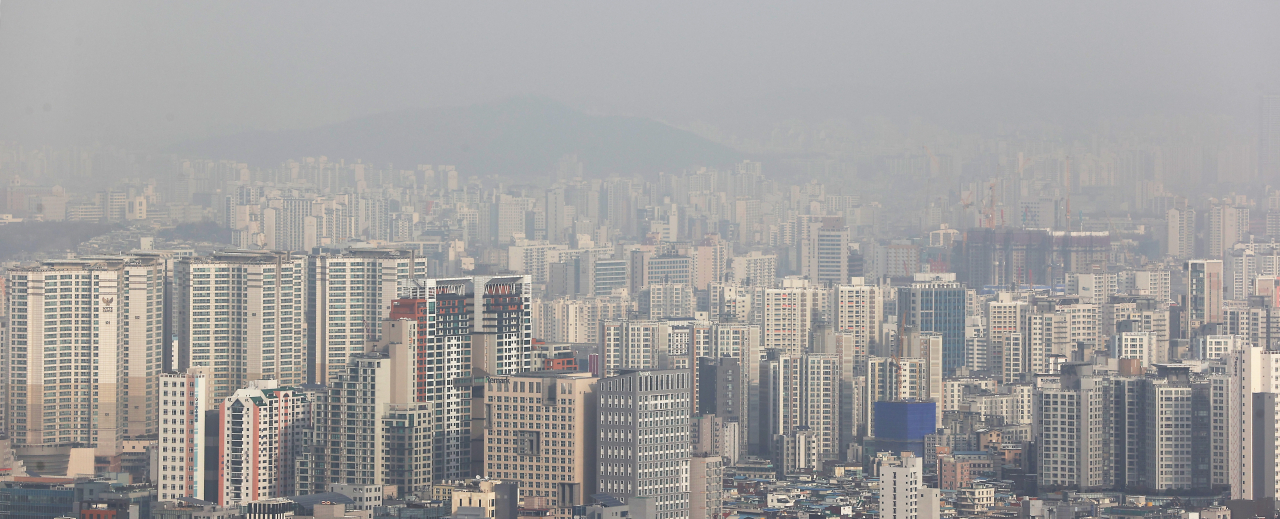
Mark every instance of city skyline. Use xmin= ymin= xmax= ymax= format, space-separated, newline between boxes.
xmin=2 ymin=3 xmax=1279 ymax=519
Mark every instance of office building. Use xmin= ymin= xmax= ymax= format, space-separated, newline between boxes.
xmin=482 ymin=372 xmax=598 ymax=507
xmin=898 ymin=274 xmax=967 ymax=372
xmin=799 ymin=217 xmax=849 ymax=286
xmin=4 ymin=255 xmax=165 ymax=454
xmin=872 ymin=402 xmax=936 ymax=459
xmin=593 ymin=258 xmax=629 ymax=296
xmin=177 ymin=251 xmax=308 ymax=398
xmin=157 ymin=372 xmax=208 ymax=502
xmin=597 ymin=369 xmax=692 ymax=519
xmin=631 ymin=251 xmax=693 ymax=289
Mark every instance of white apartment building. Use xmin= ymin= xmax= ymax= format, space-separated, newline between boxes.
xmin=177 ymin=251 xmax=308 ymax=398
xmin=309 ymin=340 xmax=434 ymax=498
xmin=1119 ymin=269 xmax=1172 ymax=303
xmin=876 ymin=454 xmax=931 ymax=519
xmin=1207 ymin=203 xmax=1248 ymax=259
xmin=1202 ymin=334 xmax=1248 ymax=360
xmin=157 ymin=372 xmax=208 ymax=502
xmin=1226 ymin=248 xmax=1258 ymax=301
xmin=531 ymin=295 xmax=630 ymax=345
xmin=392 ymin=275 xmax=533 ymax=481
xmin=832 ymin=278 xmax=881 ymax=357
xmin=1167 ymin=206 xmax=1196 ymax=260
xmin=1225 ymin=346 xmax=1280 ymax=504
xmin=987 ymin=296 xmax=1029 ymax=382
xmin=600 ymin=321 xmax=670 ymax=376
xmin=756 ymin=278 xmax=828 ymax=355
xmin=708 ymin=284 xmax=752 ymax=324
xmin=308 ymin=249 xmax=427 ymax=383
xmin=1034 ymin=364 xmax=1115 ymax=491
xmin=1065 ymin=272 xmax=1118 ymax=304
xmin=1103 ymin=298 xmax=1170 ymax=363
xmin=646 ymin=283 xmax=695 ymax=320
xmin=1116 ymin=331 xmax=1157 ymax=367
xmin=761 ymin=353 xmax=840 ymax=470
xmin=730 ymin=251 xmax=777 ymax=287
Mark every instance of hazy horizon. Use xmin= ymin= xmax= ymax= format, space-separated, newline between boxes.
xmin=2 ymin=1 xmax=1279 ymax=151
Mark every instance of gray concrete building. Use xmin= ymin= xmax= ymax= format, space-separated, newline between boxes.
xmin=597 ymin=369 xmax=692 ymax=519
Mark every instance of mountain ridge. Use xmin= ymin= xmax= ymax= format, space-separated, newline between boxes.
xmin=166 ymin=97 xmax=744 ymax=177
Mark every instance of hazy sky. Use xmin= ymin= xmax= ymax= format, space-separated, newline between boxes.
xmin=1 ymin=1 xmax=1278 ymax=147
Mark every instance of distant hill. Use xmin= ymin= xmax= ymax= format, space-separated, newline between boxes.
xmin=168 ymin=97 xmax=743 ymax=178
xmin=0 ymin=221 xmax=116 ymax=261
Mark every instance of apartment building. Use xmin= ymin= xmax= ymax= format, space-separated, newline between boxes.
xmin=157 ymin=372 xmax=208 ymax=502
xmin=4 ymin=255 xmax=165 ymax=454
xmin=177 ymin=251 xmax=308 ymax=398
xmin=218 ymin=380 xmax=310 ymax=505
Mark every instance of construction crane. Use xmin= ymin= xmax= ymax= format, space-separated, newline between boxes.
xmin=983 ymin=181 xmax=998 ymax=229
xmin=923 ymin=146 xmax=940 ymax=176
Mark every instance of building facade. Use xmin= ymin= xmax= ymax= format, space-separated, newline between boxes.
xmin=4 ymin=256 xmax=165 ymax=454
xmin=597 ymin=369 xmax=692 ymax=519
xmin=177 ymin=251 xmax=308 ymax=398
